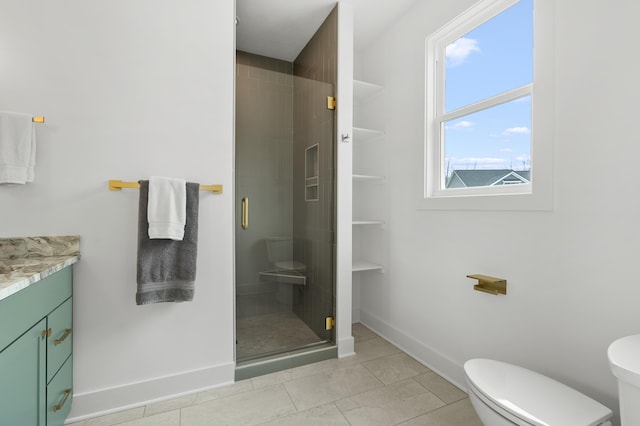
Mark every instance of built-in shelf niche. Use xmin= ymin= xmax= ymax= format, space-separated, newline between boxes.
xmin=353 ymin=126 xmax=384 ymax=142
xmin=305 ymin=144 xmax=319 ymax=201
xmin=353 ymin=174 xmax=385 ymax=182
xmin=352 ymin=259 xmax=384 ymax=272
xmin=352 ymin=79 xmax=386 ymax=274
xmin=353 ymin=220 xmax=385 ymax=226
xmin=354 ymin=79 xmax=384 ymax=103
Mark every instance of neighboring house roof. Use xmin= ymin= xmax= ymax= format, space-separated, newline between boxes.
xmin=446 ymin=169 xmax=530 ymax=188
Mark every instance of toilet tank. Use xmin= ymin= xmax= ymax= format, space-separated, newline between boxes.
xmin=608 ymin=334 xmax=640 ymax=425
xmin=265 ymin=237 xmax=293 ymax=264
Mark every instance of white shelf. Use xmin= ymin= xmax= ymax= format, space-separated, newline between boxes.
xmin=354 ymin=80 xmax=384 ymax=103
xmin=353 ymin=79 xmax=386 ymax=277
xmin=352 ymin=260 xmax=384 ymax=272
xmin=353 ymin=220 xmax=385 ymax=226
xmin=353 ymin=174 xmax=385 ymax=182
xmin=353 ymin=126 xmax=384 ymax=142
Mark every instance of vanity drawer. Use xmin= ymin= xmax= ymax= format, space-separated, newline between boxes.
xmin=47 ymin=356 xmax=72 ymax=426
xmin=47 ymin=297 xmax=72 ymax=383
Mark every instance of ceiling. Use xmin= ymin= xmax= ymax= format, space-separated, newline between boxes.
xmin=236 ymin=0 xmax=419 ymax=62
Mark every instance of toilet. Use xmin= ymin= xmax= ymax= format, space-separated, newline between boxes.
xmin=265 ymin=237 xmax=305 ymax=272
xmin=464 ymin=359 xmax=612 ymax=426
xmin=258 ymin=237 xmax=307 ymax=286
xmin=608 ymin=334 xmax=640 ymax=425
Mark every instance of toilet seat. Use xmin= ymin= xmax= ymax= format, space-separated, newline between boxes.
xmin=464 ymin=359 xmax=612 ymax=426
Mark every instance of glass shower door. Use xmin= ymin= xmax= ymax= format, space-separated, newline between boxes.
xmin=235 ymin=53 xmax=336 ymax=363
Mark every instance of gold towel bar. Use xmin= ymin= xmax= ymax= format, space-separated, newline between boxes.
xmin=32 ymin=116 xmax=45 ymax=123
xmin=109 ymin=180 xmax=222 ymax=194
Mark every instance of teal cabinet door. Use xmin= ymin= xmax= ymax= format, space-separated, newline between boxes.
xmin=0 ymin=318 xmax=47 ymax=426
xmin=47 ymin=357 xmax=73 ymax=426
xmin=47 ymin=298 xmax=73 ymax=383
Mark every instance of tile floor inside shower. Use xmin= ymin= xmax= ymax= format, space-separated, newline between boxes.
xmin=236 ymin=311 xmax=324 ymax=361
xmin=68 ymin=324 xmax=483 ymax=426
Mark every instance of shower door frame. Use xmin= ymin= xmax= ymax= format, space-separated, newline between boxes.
xmin=234 ymin=57 xmax=337 ymax=368
xmin=232 ymin=2 xmax=355 ymax=374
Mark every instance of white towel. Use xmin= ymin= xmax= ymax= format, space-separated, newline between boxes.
xmin=147 ymin=176 xmax=187 ymax=241
xmin=0 ymin=111 xmax=36 ymax=184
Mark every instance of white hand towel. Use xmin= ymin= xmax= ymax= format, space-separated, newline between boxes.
xmin=148 ymin=176 xmax=187 ymax=241
xmin=0 ymin=111 xmax=36 ymax=184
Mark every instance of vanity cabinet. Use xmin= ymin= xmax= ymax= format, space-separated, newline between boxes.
xmin=0 ymin=266 xmax=73 ymax=426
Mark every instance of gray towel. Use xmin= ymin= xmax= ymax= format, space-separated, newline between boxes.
xmin=136 ymin=180 xmax=199 ymax=305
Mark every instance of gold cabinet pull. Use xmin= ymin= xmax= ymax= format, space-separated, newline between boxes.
xmin=241 ymin=197 xmax=249 ymax=230
xmin=41 ymin=328 xmax=52 ymax=338
xmin=53 ymin=389 xmax=71 ymax=412
xmin=54 ymin=328 xmax=72 ymax=346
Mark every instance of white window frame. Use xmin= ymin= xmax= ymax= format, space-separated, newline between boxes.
xmin=421 ymin=0 xmax=553 ymax=211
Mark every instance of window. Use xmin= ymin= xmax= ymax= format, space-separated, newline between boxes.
xmin=423 ymin=0 xmax=553 ymax=210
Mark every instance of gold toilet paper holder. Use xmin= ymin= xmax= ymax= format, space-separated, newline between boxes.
xmin=467 ymin=274 xmax=507 ymax=295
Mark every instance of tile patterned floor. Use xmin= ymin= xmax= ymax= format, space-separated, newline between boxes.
xmin=69 ymin=324 xmax=483 ymax=426
xmin=236 ymin=312 xmax=323 ymax=360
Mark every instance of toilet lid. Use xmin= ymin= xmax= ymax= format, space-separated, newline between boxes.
xmin=464 ymin=359 xmax=612 ymax=426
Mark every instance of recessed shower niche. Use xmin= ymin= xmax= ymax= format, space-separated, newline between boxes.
xmin=305 ymin=144 xmax=319 ymax=201
xmin=235 ymin=4 xmax=338 ymax=379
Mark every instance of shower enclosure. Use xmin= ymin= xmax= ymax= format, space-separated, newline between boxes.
xmin=234 ymin=7 xmax=338 ymax=375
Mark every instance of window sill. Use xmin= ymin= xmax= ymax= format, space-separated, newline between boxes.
xmin=418 ymin=184 xmax=552 ymax=211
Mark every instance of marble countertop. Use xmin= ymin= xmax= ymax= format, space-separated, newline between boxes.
xmin=0 ymin=236 xmax=80 ymax=301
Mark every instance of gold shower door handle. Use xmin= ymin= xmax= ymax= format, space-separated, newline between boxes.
xmin=241 ymin=197 xmax=249 ymax=230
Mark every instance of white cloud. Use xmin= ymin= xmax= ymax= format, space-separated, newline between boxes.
xmin=461 ymin=157 xmax=505 ymax=165
xmin=447 ymin=120 xmax=474 ymax=129
xmin=446 ymin=38 xmax=480 ymax=67
xmin=447 ymin=157 xmax=507 ymax=169
xmin=502 ymin=126 xmax=530 ymax=135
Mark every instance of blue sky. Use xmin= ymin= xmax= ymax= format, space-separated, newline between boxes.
xmin=443 ymin=0 xmax=533 ymax=174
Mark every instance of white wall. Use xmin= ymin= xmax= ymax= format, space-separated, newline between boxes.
xmin=0 ymin=0 xmax=235 ymax=419
xmin=336 ymin=2 xmax=355 ymax=357
xmin=356 ymin=0 xmax=640 ymax=423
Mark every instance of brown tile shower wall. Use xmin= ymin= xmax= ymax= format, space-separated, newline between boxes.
xmin=235 ymin=51 xmax=295 ymax=318
xmin=292 ymin=6 xmax=338 ymax=342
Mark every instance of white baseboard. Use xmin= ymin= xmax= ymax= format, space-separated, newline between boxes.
xmin=358 ymin=308 xmax=467 ymax=391
xmin=338 ymin=335 xmax=355 ymax=358
xmin=68 ymin=314 xmax=465 ymax=422
xmin=67 ymin=361 xmax=235 ymax=423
